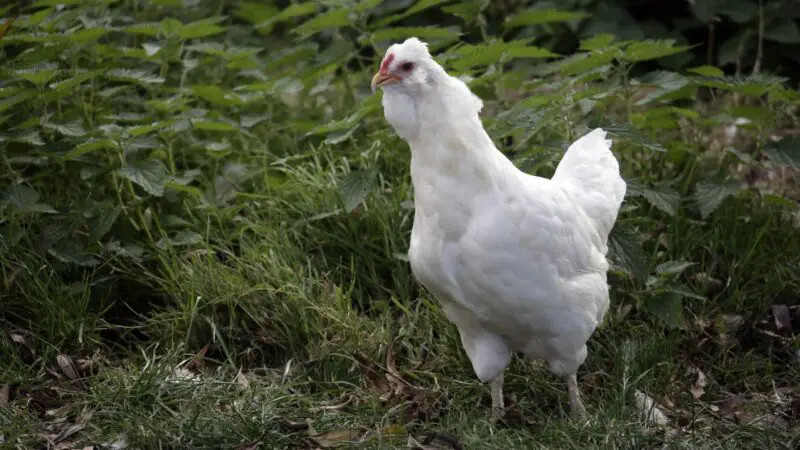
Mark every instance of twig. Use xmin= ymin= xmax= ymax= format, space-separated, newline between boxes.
xmin=752 ymin=0 xmax=764 ymax=76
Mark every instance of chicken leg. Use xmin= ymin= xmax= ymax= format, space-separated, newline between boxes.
xmin=490 ymin=372 xmax=505 ymax=422
xmin=567 ymin=373 xmax=587 ymax=420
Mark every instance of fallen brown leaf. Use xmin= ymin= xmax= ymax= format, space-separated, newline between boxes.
xmin=306 ymin=428 xmax=374 ymax=448
xmin=771 ymin=304 xmax=792 ymax=333
xmin=0 ymin=384 xmax=9 ymax=406
xmin=689 ymin=368 xmax=708 ymax=400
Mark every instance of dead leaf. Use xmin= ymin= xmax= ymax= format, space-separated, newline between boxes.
xmin=0 ymin=384 xmax=9 ymax=406
xmin=0 ymin=15 xmax=16 ymax=41
xmin=307 ymin=428 xmax=373 ymax=448
xmin=234 ymin=369 xmax=250 ymax=391
xmin=234 ymin=439 xmax=262 ymax=450
xmin=278 ymin=419 xmax=310 ymax=431
xmin=311 ymin=394 xmax=354 ymax=412
xmin=634 ymin=390 xmax=670 ymax=428
xmin=57 ymin=354 xmax=79 ymax=380
xmin=690 ymin=369 xmax=707 ymax=400
xmin=690 ymin=272 xmax=724 ymax=293
xmin=408 ymin=432 xmax=463 ymax=450
xmin=771 ymin=304 xmax=792 ymax=333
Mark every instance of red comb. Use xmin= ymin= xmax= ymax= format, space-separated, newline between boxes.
xmin=379 ymin=53 xmax=395 ymax=75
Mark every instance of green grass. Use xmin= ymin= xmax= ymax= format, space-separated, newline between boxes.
xmin=2 ymin=1 xmax=800 ymax=449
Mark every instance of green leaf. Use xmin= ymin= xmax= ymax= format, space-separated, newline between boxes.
xmin=443 ymin=39 xmax=557 ymax=69
xmin=579 ymin=34 xmax=616 ymax=51
xmin=257 ymin=2 xmax=318 ymax=31
xmin=373 ymin=0 xmax=456 ymax=27
xmin=2 ymin=184 xmax=57 ymax=214
xmin=65 ymin=138 xmax=116 ymax=160
xmin=693 ymin=179 xmax=740 ymax=219
xmin=369 ymin=27 xmax=461 ymax=43
xmin=15 ymin=63 xmax=59 ymax=87
xmin=119 ymin=159 xmax=169 ymax=197
xmin=90 ymin=206 xmax=121 ymax=242
xmin=764 ymin=137 xmax=800 ymax=170
xmin=608 ymin=224 xmax=649 ymax=281
xmin=339 ymin=169 xmax=377 ymax=212
xmin=644 ymin=291 xmax=684 ymax=328
xmin=505 ymin=9 xmax=588 ymax=28
xmin=49 ymin=70 xmax=101 ymax=93
xmin=157 ymin=230 xmax=203 ymax=249
xmin=42 ymin=120 xmax=87 ymax=137
xmin=656 ymin=260 xmax=695 ymax=276
xmin=600 ymin=123 xmax=666 ymax=152
xmin=666 ymin=283 xmax=706 ymax=301
xmin=764 ymin=19 xmax=800 ymax=44
xmin=192 ymin=84 xmax=245 ymax=106
xmin=686 ymin=65 xmax=724 ymax=77
xmin=234 ymin=2 xmax=279 ymax=26
xmin=623 ymin=39 xmax=693 ymax=62
xmin=191 ymin=119 xmax=239 ymax=131
xmin=294 ymin=9 xmax=351 ymax=37
xmin=179 ymin=18 xmax=226 ymax=40
xmin=106 ymin=69 xmax=164 ymax=85
xmin=643 ymin=182 xmax=680 ymax=216
xmin=48 ymin=241 xmax=99 ymax=267
xmin=692 ymin=74 xmax=788 ymax=96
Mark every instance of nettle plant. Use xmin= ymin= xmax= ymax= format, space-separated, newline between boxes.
xmin=1 ymin=1 xmax=798 ymax=328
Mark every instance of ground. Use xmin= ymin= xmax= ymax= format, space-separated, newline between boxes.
xmin=1 ymin=2 xmax=800 ymax=449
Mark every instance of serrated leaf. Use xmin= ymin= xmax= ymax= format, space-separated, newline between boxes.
xmin=693 ymin=179 xmax=740 ymax=219
xmin=234 ymin=2 xmax=279 ymax=26
xmin=15 ymin=63 xmax=59 ymax=86
xmin=66 ymin=138 xmax=116 ymax=159
xmin=294 ymin=8 xmax=351 ymax=37
xmin=667 ymin=283 xmax=706 ymax=301
xmin=692 ymin=74 xmax=787 ymax=96
xmin=119 ymin=159 xmax=169 ymax=197
xmin=2 ymin=184 xmax=57 ymax=214
xmin=608 ymin=224 xmax=649 ymax=281
xmin=764 ymin=137 xmax=800 ymax=170
xmin=257 ymin=3 xmax=318 ymax=31
xmin=157 ymin=230 xmax=203 ymax=249
xmin=179 ymin=18 xmax=226 ymax=40
xmin=90 ymin=206 xmax=121 ymax=242
xmin=42 ymin=120 xmax=87 ymax=137
xmin=49 ymin=70 xmax=100 ymax=93
xmin=444 ymin=39 xmax=556 ymax=69
xmin=339 ymin=169 xmax=376 ymax=212
xmin=192 ymin=85 xmax=245 ymax=106
xmin=623 ymin=39 xmax=693 ymax=62
xmin=656 ymin=260 xmax=695 ymax=276
xmin=686 ymin=65 xmax=724 ymax=77
xmin=505 ymin=9 xmax=588 ymax=28
xmin=599 ymin=123 xmax=667 ymax=152
xmin=107 ymin=69 xmax=164 ymax=85
xmin=191 ymin=119 xmax=239 ymax=131
xmin=48 ymin=241 xmax=99 ymax=267
xmin=644 ymin=291 xmax=684 ymax=328
xmin=579 ymin=34 xmax=616 ymax=51
xmin=369 ymin=26 xmax=461 ymax=43
xmin=373 ymin=0 xmax=456 ymax=27
xmin=643 ymin=183 xmax=680 ymax=216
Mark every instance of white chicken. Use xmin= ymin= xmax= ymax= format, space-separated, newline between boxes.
xmin=370 ymin=38 xmax=626 ymax=420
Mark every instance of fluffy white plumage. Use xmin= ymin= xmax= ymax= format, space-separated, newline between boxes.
xmin=371 ymin=38 xmax=627 ymax=420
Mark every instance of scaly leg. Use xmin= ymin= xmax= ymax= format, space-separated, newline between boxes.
xmin=567 ymin=373 xmax=587 ymax=420
xmin=490 ymin=372 xmax=505 ymax=423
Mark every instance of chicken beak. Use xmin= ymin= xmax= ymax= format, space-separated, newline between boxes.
xmin=371 ymin=72 xmax=400 ymax=91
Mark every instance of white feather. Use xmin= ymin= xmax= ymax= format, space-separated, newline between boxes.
xmin=377 ymin=38 xmax=626 ymax=403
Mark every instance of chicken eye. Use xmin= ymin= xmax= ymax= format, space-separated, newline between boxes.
xmin=400 ymin=62 xmax=414 ymax=71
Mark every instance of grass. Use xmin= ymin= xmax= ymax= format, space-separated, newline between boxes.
xmin=2 ymin=1 xmax=800 ymax=449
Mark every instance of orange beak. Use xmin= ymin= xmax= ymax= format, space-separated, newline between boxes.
xmin=371 ymin=72 xmax=400 ymax=91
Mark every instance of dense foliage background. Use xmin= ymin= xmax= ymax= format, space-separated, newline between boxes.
xmin=1 ymin=0 xmax=799 ymax=448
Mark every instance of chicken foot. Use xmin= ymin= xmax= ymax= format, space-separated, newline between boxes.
xmin=567 ymin=373 xmax=587 ymax=420
xmin=490 ymin=372 xmax=505 ymax=422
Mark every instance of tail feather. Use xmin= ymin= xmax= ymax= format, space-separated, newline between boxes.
xmin=551 ymin=128 xmax=626 ymax=246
